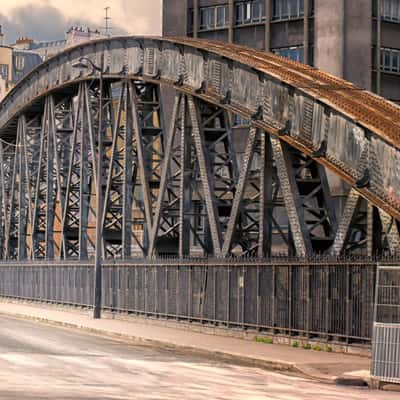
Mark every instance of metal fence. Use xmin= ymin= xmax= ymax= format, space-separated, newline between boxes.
xmin=371 ymin=265 xmax=400 ymax=382
xmin=0 ymin=258 xmax=382 ymax=344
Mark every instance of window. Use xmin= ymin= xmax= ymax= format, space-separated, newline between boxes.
xmin=0 ymin=64 xmax=8 ymax=80
xmin=272 ymin=0 xmax=304 ymax=20
xmin=381 ymin=47 xmax=400 ymax=74
xmin=199 ymin=5 xmax=228 ymax=30
xmin=273 ymin=46 xmax=305 ymax=63
xmin=14 ymin=56 xmax=25 ymax=72
xmin=252 ymin=1 xmax=260 ymax=22
xmin=381 ymin=0 xmax=400 ymax=22
xmin=208 ymin=7 xmax=216 ymax=27
xmin=200 ymin=8 xmax=208 ymax=30
xmin=235 ymin=1 xmax=266 ymax=25
xmin=188 ymin=9 xmax=194 ymax=32
xmin=216 ymin=6 xmax=227 ymax=27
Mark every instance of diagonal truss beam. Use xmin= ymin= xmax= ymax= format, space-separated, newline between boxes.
xmin=187 ymin=96 xmax=222 ymax=256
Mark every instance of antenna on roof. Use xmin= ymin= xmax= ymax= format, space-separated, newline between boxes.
xmin=104 ymin=7 xmax=112 ymax=37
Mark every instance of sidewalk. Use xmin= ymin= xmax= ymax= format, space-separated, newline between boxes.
xmin=0 ymin=299 xmax=371 ymax=386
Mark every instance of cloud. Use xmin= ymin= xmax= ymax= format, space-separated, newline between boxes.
xmin=119 ymin=0 xmax=162 ymax=35
xmin=0 ymin=2 xmax=129 ymax=45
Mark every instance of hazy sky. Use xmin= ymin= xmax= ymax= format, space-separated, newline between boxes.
xmin=0 ymin=0 xmax=162 ymax=44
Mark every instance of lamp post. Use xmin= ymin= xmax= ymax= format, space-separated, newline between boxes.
xmin=72 ymin=54 xmax=105 ymax=319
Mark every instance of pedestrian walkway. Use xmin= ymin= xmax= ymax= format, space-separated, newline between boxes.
xmin=0 ymin=299 xmax=371 ymax=386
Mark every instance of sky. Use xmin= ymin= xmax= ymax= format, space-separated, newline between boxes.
xmin=0 ymin=0 xmax=162 ymax=44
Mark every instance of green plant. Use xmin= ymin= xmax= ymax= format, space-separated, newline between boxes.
xmin=291 ymin=341 xmax=298 ymax=348
xmin=312 ymin=345 xmax=322 ymax=351
xmin=302 ymin=343 xmax=311 ymax=350
xmin=255 ymin=336 xmax=273 ymax=344
xmin=325 ymin=345 xmax=332 ymax=352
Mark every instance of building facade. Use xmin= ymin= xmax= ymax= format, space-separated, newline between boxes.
xmin=0 ymin=45 xmax=42 ymax=101
xmin=0 ymin=26 xmax=105 ymax=101
xmin=11 ymin=27 xmax=104 ymax=61
xmin=163 ymin=0 xmax=400 ymax=103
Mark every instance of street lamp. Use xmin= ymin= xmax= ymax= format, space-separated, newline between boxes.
xmin=72 ymin=55 xmax=105 ymax=319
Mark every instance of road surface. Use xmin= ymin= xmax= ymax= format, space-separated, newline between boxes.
xmin=0 ymin=316 xmax=396 ymax=400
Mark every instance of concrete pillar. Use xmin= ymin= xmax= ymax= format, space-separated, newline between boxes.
xmin=162 ymin=0 xmax=188 ymax=36
xmin=376 ymin=0 xmax=382 ymax=94
xmin=228 ymin=0 xmax=234 ymax=43
xmin=314 ymin=0 xmax=345 ymax=78
xmin=193 ymin=0 xmax=199 ymax=38
xmin=304 ymin=0 xmax=310 ymax=65
xmin=314 ymin=0 xmax=346 ymax=214
xmin=343 ymin=0 xmax=372 ymax=90
xmin=264 ymin=0 xmax=271 ymax=51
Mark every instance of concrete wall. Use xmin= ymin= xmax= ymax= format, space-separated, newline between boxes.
xmin=199 ymin=30 xmax=229 ymax=42
xmin=0 ymin=46 xmax=13 ymax=102
xmin=315 ymin=0 xmax=371 ymax=90
xmin=314 ymin=0 xmax=345 ymax=78
xmin=234 ymin=25 xmax=265 ymax=49
xmin=163 ymin=0 xmax=188 ymax=36
xmin=0 ymin=46 xmax=12 ymax=81
xmin=343 ymin=0 xmax=372 ymax=90
xmin=270 ymin=20 xmax=304 ymax=48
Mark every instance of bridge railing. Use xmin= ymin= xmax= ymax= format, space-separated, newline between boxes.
xmin=0 ymin=257 xmax=391 ymax=344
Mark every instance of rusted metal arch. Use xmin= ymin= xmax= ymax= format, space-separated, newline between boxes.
xmin=0 ymin=36 xmax=399 ymax=259
xmin=1 ymin=36 xmax=400 ymax=220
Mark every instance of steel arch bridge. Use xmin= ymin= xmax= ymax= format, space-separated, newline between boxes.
xmin=0 ymin=36 xmax=400 ymax=261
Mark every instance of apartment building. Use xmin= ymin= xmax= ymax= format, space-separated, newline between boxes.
xmin=163 ymin=0 xmax=400 ymax=103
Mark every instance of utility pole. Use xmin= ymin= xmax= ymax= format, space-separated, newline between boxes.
xmin=104 ymin=7 xmax=112 ymax=37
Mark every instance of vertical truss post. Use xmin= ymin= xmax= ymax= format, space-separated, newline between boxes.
xmin=5 ymin=117 xmax=30 ymax=260
xmin=31 ymin=96 xmax=58 ymax=259
xmin=1 ymin=141 xmax=15 ymax=259
xmin=270 ymin=136 xmax=312 ymax=257
xmin=0 ymin=142 xmax=4 ymax=257
xmin=179 ymin=95 xmax=193 ymax=257
xmin=379 ymin=209 xmax=400 ymax=254
xmin=148 ymin=93 xmax=182 ymax=256
xmin=121 ymin=82 xmax=134 ymax=258
xmin=188 ymin=96 xmax=222 ymax=256
xmin=129 ymin=82 xmax=154 ymax=252
xmin=259 ymin=132 xmax=274 ymax=257
xmin=329 ymin=189 xmax=370 ymax=256
xmin=222 ymin=126 xmax=258 ymax=256
xmin=51 ymin=96 xmax=74 ymax=259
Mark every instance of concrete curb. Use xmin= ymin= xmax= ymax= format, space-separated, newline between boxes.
xmin=0 ymin=309 xmax=369 ymax=387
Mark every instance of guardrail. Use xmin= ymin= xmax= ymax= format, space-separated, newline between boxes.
xmin=371 ymin=264 xmax=400 ymax=383
xmin=0 ymin=257 xmax=384 ymax=344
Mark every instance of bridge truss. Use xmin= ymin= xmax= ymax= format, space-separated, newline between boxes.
xmin=0 ymin=36 xmax=400 ymax=260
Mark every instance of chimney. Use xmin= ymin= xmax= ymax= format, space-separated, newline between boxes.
xmin=0 ymin=25 xmax=4 ymax=46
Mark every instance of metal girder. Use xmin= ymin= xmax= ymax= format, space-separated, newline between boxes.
xmin=4 ymin=117 xmax=30 ymax=260
xmin=329 ymin=188 xmax=376 ymax=256
xmin=221 ymin=126 xmax=258 ymax=256
xmin=1 ymin=37 xmax=400 ymax=231
xmin=0 ymin=77 xmax=399 ymax=259
xmin=270 ymin=136 xmax=312 ymax=257
xmin=148 ymin=93 xmax=182 ymax=256
xmin=31 ymin=97 xmax=56 ymax=259
xmin=187 ymin=96 xmax=223 ymax=256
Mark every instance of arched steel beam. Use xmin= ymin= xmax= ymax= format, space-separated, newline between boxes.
xmin=0 ymin=36 xmax=399 ymax=228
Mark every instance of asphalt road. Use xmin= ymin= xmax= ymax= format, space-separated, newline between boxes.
xmin=0 ymin=316 xmax=397 ymax=400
